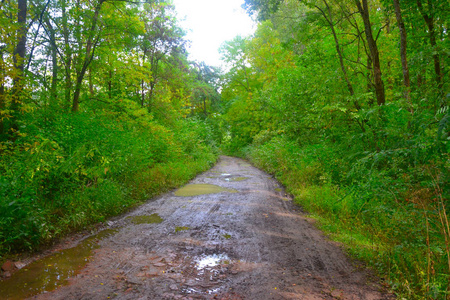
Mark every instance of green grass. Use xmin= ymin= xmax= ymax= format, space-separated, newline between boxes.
xmin=242 ymin=136 xmax=450 ymax=299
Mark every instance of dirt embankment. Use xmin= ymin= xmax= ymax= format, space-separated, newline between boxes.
xmin=2 ymin=156 xmax=393 ymax=299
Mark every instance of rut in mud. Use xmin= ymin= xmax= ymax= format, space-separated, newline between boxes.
xmin=1 ymin=156 xmax=393 ymax=299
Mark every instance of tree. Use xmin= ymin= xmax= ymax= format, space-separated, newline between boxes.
xmin=242 ymin=0 xmax=283 ymax=21
xmin=71 ymin=0 xmax=105 ymax=112
xmin=0 ymin=0 xmax=16 ymax=137
xmin=0 ymin=49 xmax=5 ymax=136
xmin=416 ymin=0 xmax=443 ymax=88
xmin=355 ymin=0 xmax=386 ymax=106
xmin=10 ymin=0 xmax=28 ymax=130
xmin=392 ymin=0 xmax=411 ymax=105
xmin=138 ymin=2 xmax=186 ymax=109
xmin=307 ymin=0 xmax=357 ymax=107
xmin=220 ymin=36 xmax=255 ymax=95
xmin=189 ymin=62 xmax=221 ymax=117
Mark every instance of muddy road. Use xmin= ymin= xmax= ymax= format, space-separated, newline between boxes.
xmin=2 ymin=156 xmax=392 ymax=299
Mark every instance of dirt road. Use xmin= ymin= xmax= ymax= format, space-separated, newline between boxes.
xmin=11 ymin=156 xmax=392 ymax=299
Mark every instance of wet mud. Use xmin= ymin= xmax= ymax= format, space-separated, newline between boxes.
xmin=0 ymin=229 xmax=117 ymax=300
xmin=127 ymin=214 xmax=164 ymax=225
xmin=174 ymin=184 xmax=237 ymax=197
xmin=0 ymin=156 xmax=393 ymax=299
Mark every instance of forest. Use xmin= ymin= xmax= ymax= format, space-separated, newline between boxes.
xmin=0 ymin=0 xmax=449 ymax=299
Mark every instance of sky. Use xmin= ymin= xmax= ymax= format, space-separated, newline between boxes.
xmin=172 ymin=0 xmax=256 ymax=68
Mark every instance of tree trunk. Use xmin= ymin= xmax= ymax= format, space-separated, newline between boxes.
xmin=316 ymin=1 xmax=359 ymax=110
xmin=108 ymin=69 xmax=112 ymax=99
xmin=62 ymin=0 xmax=72 ymax=105
xmin=89 ymin=67 xmax=94 ymax=96
xmin=203 ymin=97 xmax=207 ymax=117
xmin=148 ymin=51 xmax=160 ymax=109
xmin=355 ymin=0 xmax=386 ymax=106
xmin=0 ymin=50 xmax=4 ymax=136
xmin=72 ymin=73 xmax=84 ymax=112
xmin=65 ymin=67 xmax=72 ymax=104
xmin=366 ymin=55 xmax=374 ymax=106
xmin=50 ymin=42 xmax=58 ymax=101
xmin=393 ymin=0 xmax=411 ymax=105
xmin=141 ymin=79 xmax=145 ymax=107
xmin=417 ymin=0 xmax=443 ymax=88
xmin=45 ymin=19 xmax=58 ymax=102
xmin=148 ymin=81 xmax=155 ymax=109
xmin=11 ymin=0 xmax=27 ymax=126
xmin=71 ymin=0 xmax=104 ymax=112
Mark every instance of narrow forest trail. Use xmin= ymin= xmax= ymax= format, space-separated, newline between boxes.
xmin=4 ymin=156 xmax=393 ymax=299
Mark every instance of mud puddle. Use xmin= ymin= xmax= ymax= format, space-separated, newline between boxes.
xmin=195 ymin=253 xmax=230 ymax=269
xmin=126 ymin=213 xmax=163 ymax=224
xmin=174 ymin=183 xmax=237 ymax=197
xmin=0 ymin=229 xmax=117 ymax=300
xmin=178 ymin=251 xmax=236 ymax=297
xmin=205 ymin=173 xmax=250 ymax=182
xmin=224 ymin=176 xmax=248 ymax=182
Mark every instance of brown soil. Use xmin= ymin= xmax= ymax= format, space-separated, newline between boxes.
xmin=26 ymin=156 xmax=392 ymax=299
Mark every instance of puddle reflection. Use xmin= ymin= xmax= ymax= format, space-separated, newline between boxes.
xmin=195 ymin=253 xmax=230 ymax=270
xmin=175 ymin=184 xmax=237 ymax=197
xmin=0 ymin=229 xmax=117 ymax=300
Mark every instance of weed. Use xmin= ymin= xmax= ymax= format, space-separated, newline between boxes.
xmin=175 ymin=226 xmax=190 ymax=233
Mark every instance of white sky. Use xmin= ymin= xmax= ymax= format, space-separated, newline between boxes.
xmin=172 ymin=0 xmax=255 ymax=68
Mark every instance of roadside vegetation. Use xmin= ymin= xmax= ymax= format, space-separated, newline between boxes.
xmin=219 ymin=0 xmax=449 ymax=298
xmin=1 ymin=0 xmax=449 ymax=298
xmin=0 ymin=1 xmax=220 ymax=257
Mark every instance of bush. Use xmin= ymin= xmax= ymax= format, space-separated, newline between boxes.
xmin=0 ymin=110 xmax=218 ymax=258
xmin=244 ymin=133 xmax=449 ymax=299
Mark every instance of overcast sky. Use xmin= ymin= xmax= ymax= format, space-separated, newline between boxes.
xmin=172 ymin=0 xmax=255 ymax=67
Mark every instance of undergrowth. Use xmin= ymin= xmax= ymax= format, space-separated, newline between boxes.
xmin=236 ymin=135 xmax=449 ymax=299
xmin=0 ymin=110 xmax=218 ymax=259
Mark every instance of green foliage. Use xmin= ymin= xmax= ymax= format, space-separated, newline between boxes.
xmin=244 ymin=133 xmax=448 ymax=299
xmin=219 ymin=0 xmax=449 ymax=297
xmin=0 ymin=0 xmax=224 ymax=259
xmin=0 ymin=109 xmax=218 ymax=256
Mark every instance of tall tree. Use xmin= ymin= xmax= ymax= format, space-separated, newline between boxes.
xmin=61 ymin=0 xmax=73 ymax=105
xmin=0 ymin=0 xmax=15 ymax=137
xmin=11 ymin=0 xmax=28 ymax=129
xmin=43 ymin=16 xmax=59 ymax=102
xmin=0 ymin=49 xmax=5 ymax=136
xmin=139 ymin=2 xmax=185 ymax=108
xmin=310 ymin=0 xmax=358 ymax=108
xmin=220 ymin=36 xmax=254 ymax=94
xmin=416 ymin=0 xmax=443 ymax=88
xmin=72 ymin=0 xmax=105 ymax=112
xmin=355 ymin=0 xmax=386 ymax=106
xmin=392 ymin=0 xmax=411 ymax=104
xmin=189 ymin=62 xmax=221 ymax=117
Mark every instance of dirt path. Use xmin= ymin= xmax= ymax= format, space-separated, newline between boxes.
xmin=22 ymin=156 xmax=391 ymax=299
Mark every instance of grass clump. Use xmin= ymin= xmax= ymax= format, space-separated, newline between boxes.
xmin=175 ymin=226 xmax=190 ymax=233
